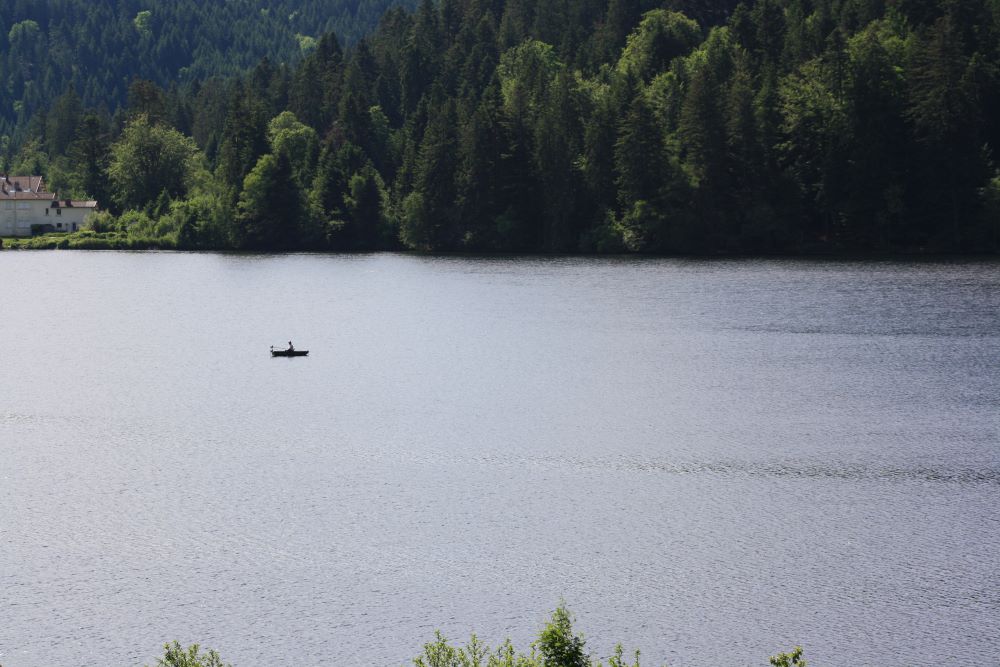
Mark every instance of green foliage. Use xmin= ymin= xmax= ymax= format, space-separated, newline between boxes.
xmin=413 ymin=605 xmax=641 ymax=667
xmin=298 ymin=34 xmax=319 ymax=54
xmin=267 ymin=111 xmax=319 ymax=189
xmin=769 ymin=646 xmax=807 ymax=667
xmin=402 ymin=96 xmax=460 ymax=249
xmin=536 ymin=605 xmax=588 ymax=667
xmin=148 ymin=642 xmax=230 ymax=667
xmin=617 ymin=11 xmax=702 ymax=81
xmin=497 ymin=41 xmax=563 ymax=114
xmin=606 ymin=645 xmax=640 ymax=667
xmin=406 ymin=605 xmax=814 ymax=667
xmin=400 ymin=190 xmax=430 ymax=249
xmin=45 ymin=90 xmax=83 ymax=157
xmin=5 ymin=0 xmax=1000 ymax=254
xmin=0 ymin=0 xmax=420 ymax=135
xmin=215 ymin=88 xmax=271 ymax=195
xmin=163 ymin=195 xmax=234 ymax=249
xmin=66 ymin=114 xmax=112 ymax=203
xmin=85 ymin=211 xmax=118 ymax=234
xmin=9 ymin=139 xmax=49 ymax=176
xmin=236 ymin=151 xmax=305 ymax=249
xmin=344 ymin=163 xmax=390 ymax=248
xmin=107 ymin=115 xmax=204 ymax=212
xmin=134 ymin=11 xmax=153 ymax=38
xmin=413 ymin=632 xmax=489 ymax=667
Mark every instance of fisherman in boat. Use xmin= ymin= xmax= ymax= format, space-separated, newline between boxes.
xmin=287 ymin=341 xmax=294 ymax=352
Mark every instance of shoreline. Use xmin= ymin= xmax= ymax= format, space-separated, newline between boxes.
xmin=3 ymin=233 xmax=999 ymax=259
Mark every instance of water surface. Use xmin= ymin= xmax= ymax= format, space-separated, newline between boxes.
xmin=1 ymin=253 xmax=998 ymax=666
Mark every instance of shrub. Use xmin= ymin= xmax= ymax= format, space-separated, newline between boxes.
xmin=415 ymin=605 xmax=807 ymax=667
xmin=87 ymin=210 xmax=118 ymax=233
xmin=148 ymin=642 xmax=230 ymax=667
xmin=414 ymin=604 xmax=639 ymax=667
xmin=769 ymin=646 xmax=807 ymax=667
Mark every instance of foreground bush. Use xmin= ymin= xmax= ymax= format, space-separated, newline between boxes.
xmin=147 ymin=642 xmax=230 ymax=667
xmin=147 ymin=605 xmax=806 ymax=666
xmin=413 ymin=604 xmax=807 ymax=667
xmin=413 ymin=604 xmax=625 ymax=667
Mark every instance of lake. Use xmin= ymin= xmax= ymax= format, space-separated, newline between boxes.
xmin=1 ymin=252 xmax=997 ymax=666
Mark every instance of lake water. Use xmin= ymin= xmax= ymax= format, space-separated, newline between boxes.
xmin=1 ymin=252 xmax=997 ymax=666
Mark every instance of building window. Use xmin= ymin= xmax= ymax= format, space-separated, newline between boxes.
xmin=57 ymin=223 xmax=63 ymax=229
xmin=56 ymin=208 xmax=61 ymax=215
xmin=45 ymin=208 xmax=49 ymax=215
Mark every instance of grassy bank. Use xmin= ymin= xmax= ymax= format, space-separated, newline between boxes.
xmin=1 ymin=230 xmax=176 ymax=250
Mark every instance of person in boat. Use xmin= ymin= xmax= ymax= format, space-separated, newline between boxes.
xmin=287 ymin=341 xmax=294 ymax=352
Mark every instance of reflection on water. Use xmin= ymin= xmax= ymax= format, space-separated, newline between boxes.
xmin=1 ymin=253 xmax=998 ymax=667
xmin=455 ymin=452 xmax=1000 ymax=484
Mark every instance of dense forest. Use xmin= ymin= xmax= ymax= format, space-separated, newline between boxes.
xmin=0 ymin=0 xmax=418 ymax=142
xmin=3 ymin=0 xmax=999 ymax=253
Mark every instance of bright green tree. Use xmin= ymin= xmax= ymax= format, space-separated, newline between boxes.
xmin=769 ymin=646 xmax=807 ymax=667
xmin=147 ymin=642 xmax=230 ymax=667
xmin=107 ymin=114 xmax=202 ymax=212
xmin=617 ymin=10 xmax=703 ymax=82
xmin=536 ymin=604 xmax=588 ymax=667
xmin=267 ymin=111 xmax=319 ymax=189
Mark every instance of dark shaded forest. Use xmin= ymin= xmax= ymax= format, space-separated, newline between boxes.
xmin=3 ymin=0 xmax=1000 ymax=253
xmin=0 ymin=0 xmax=418 ymax=142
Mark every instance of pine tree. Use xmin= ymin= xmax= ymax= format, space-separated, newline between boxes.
xmin=906 ymin=13 xmax=989 ymax=247
xmin=67 ymin=114 xmax=111 ymax=204
xmin=216 ymin=87 xmax=270 ymax=196
xmin=45 ymin=88 xmax=83 ymax=157
xmin=236 ymin=151 xmax=304 ymax=249
xmin=401 ymin=95 xmax=459 ymax=249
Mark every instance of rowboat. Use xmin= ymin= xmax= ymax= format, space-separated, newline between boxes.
xmin=271 ymin=347 xmax=309 ymax=357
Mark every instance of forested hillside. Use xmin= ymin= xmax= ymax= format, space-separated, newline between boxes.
xmin=0 ymin=0 xmax=417 ymax=141
xmin=4 ymin=0 xmax=999 ymax=253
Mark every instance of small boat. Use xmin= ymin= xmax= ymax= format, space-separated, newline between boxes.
xmin=271 ymin=346 xmax=309 ymax=357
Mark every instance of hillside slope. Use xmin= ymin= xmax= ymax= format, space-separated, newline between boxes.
xmin=4 ymin=0 xmax=999 ymax=255
xmin=0 ymin=0 xmax=417 ymax=138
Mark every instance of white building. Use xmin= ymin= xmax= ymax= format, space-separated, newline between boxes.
xmin=0 ymin=175 xmax=98 ymax=237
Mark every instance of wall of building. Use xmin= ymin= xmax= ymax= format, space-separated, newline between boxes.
xmin=52 ymin=206 xmax=93 ymax=232
xmin=0 ymin=200 xmax=48 ymax=236
xmin=0 ymin=201 xmax=94 ymax=236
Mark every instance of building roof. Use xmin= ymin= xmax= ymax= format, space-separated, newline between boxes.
xmin=0 ymin=174 xmax=56 ymax=200
xmin=1 ymin=176 xmax=99 ymax=209
xmin=1 ymin=175 xmax=46 ymax=192
xmin=54 ymin=200 xmax=99 ymax=208
xmin=0 ymin=191 xmax=56 ymax=200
